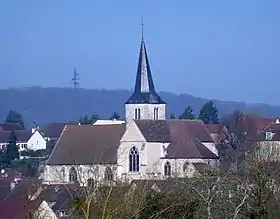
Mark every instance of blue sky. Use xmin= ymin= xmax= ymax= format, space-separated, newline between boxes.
xmin=0 ymin=0 xmax=280 ymax=104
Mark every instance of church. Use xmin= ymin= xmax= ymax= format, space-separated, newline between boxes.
xmin=42 ymin=35 xmax=219 ymax=185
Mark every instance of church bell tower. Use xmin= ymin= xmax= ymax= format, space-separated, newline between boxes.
xmin=125 ymin=19 xmax=166 ymax=125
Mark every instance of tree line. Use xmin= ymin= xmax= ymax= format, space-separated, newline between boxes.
xmin=170 ymin=100 xmax=219 ymax=124
xmin=79 ymin=100 xmax=220 ymax=125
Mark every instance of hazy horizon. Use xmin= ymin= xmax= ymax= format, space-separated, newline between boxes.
xmin=1 ymin=0 xmax=279 ymax=105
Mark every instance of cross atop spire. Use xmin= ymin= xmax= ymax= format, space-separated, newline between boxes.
xmin=141 ymin=16 xmax=144 ymax=40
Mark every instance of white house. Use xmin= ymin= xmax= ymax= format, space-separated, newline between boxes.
xmin=43 ymin=35 xmax=218 ymax=185
xmin=0 ymin=129 xmax=46 ymax=152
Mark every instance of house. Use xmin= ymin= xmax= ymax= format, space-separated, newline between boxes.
xmin=255 ymin=123 xmax=280 ymax=159
xmin=0 ymin=129 xmax=46 ymax=151
xmin=43 ymin=34 xmax=218 ymax=185
xmin=239 ymin=116 xmax=278 ymax=137
xmin=38 ymin=185 xmax=86 ymax=218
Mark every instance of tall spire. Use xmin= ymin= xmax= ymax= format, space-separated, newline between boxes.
xmin=125 ymin=19 xmax=165 ymax=104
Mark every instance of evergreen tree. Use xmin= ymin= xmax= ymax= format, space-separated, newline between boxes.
xmin=5 ymin=110 xmax=25 ymax=128
xmin=178 ymin=106 xmax=196 ymax=120
xmin=90 ymin=114 xmax=99 ymax=123
xmin=169 ymin=113 xmax=176 ymax=119
xmin=5 ymin=131 xmax=19 ymax=166
xmin=198 ymin=100 xmax=219 ymax=124
xmin=109 ymin=112 xmax=120 ymax=120
xmin=79 ymin=114 xmax=99 ymax=125
xmin=79 ymin=114 xmax=89 ymax=125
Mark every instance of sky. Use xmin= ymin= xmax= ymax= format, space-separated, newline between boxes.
xmin=0 ymin=0 xmax=280 ymax=105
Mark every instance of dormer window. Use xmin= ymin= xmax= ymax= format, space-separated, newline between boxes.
xmin=265 ymin=132 xmax=273 ymax=141
xmin=134 ymin=108 xmax=141 ymax=119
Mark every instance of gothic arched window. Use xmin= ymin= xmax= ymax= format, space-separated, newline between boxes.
xmin=164 ymin=161 xmax=171 ymax=176
xmin=60 ymin=167 xmax=65 ymax=182
xmin=104 ymin=166 xmax=113 ymax=181
xmin=129 ymin=146 xmax=139 ymax=172
xmin=69 ymin=167 xmax=77 ymax=182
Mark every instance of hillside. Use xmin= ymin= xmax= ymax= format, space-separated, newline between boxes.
xmin=0 ymin=87 xmax=279 ymax=126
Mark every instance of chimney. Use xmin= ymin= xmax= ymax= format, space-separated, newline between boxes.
xmin=32 ymin=128 xmax=36 ymax=134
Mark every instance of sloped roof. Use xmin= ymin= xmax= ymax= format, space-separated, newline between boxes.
xmin=0 ymin=130 xmax=33 ymax=143
xmin=256 ymin=123 xmax=280 ymax=141
xmin=134 ymin=120 xmax=217 ymax=159
xmin=241 ymin=116 xmax=276 ymax=133
xmin=205 ymin=124 xmax=225 ymax=134
xmin=0 ymin=123 xmax=24 ymax=131
xmin=46 ymin=124 xmax=126 ymax=165
xmin=125 ymin=39 xmax=165 ymax=104
xmin=6 ymin=179 xmax=42 ymax=200
xmin=40 ymin=122 xmax=76 ymax=139
xmin=39 ymin=187 xmax=86 ymax=213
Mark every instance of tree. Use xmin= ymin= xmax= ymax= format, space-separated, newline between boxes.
xmin=5 ymin=131 xmax=19 ymax=166
xmin=110 ymin=112 xmax=120 ymax=120
xmin=79 ymin=114 xmax=99 ymax=125
xmin=5 ymin=110 xmax=25 ymax=128
xmin=90 ymin=114 xmax=99 ymax=122
xmin=179 ymin=106 xmax=196 ymax=120
xmin=198 ymin=101 xmax=219 ymax=124
xmin=169 ymin=113 xmax=176 ymax=119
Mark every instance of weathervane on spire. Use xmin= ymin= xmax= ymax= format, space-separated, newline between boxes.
xmin=141 ymin=16 xmax=144 ymax=40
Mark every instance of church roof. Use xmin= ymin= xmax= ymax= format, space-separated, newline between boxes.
xmin=46 ymin=124 xmax=126 ymax=165
xmin=125 ymin=40 xmax=165 ymax=104
xmin=134 ymin=120 xmax=217 ymax=159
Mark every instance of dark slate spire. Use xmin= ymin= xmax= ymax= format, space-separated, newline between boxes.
xmin=125 ymin=38 xmax=165 ymax=104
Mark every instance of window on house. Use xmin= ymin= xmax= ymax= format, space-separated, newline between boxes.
xmin=129 ymin=146 xmax=139 ymax=172
xmin=60 ymin=167 xmax=65 ymax=182
xmin=164 ymin=161 xmax=171 ymax=176
xmin=265 ymin=132 xmax=273 ymax=140
xmin=104 ymin=166 xmax=113 ymax=181
xmin=69 ymin=167 xmax=78 ymax=182
xmin=154 ymin=108 xmax=159 ymax=120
